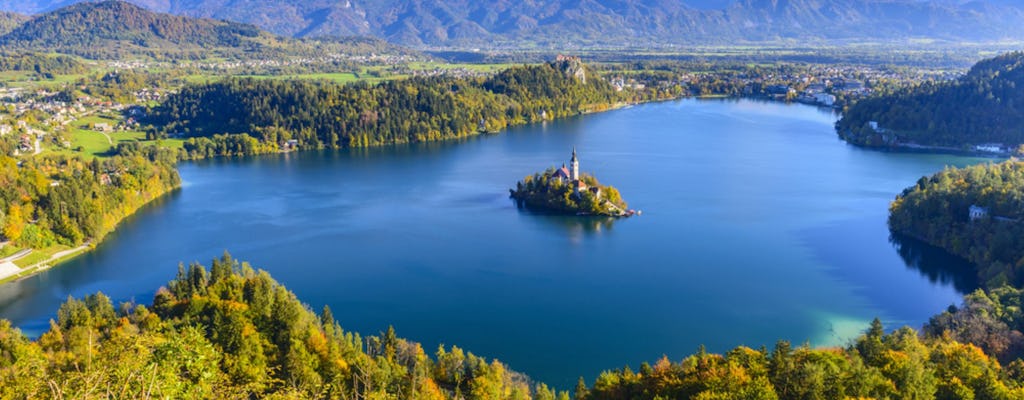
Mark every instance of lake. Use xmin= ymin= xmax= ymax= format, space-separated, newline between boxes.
xmin=0 ymin=98 xmax=989 ymax=388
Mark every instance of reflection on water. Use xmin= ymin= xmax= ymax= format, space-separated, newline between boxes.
xmin=890 ymin=232 xmax=979 ymax=294
xmin=513 ymin=200 xmax=618 ymax=237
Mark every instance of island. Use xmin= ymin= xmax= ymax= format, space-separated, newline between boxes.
xmin=510 ymin=148 xmax=634 ymax=217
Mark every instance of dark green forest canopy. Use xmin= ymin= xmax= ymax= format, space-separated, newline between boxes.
xmin=837 ymin=52 xmax=1024 ymax=149
xmin=147 ymin=60 xmax=631 ymax=152
xmin=0 ymin=52 xmax=89 ymax=74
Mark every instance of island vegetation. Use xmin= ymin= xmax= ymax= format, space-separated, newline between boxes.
xmin=837 ymin=52 xmax=1024 ymax=152
xmin=3 ymin=253 xmax=1024 ymax=400
xmin=509 ymin=151 xmax=630 ymax=218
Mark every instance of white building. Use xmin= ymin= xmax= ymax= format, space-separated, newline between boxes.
xmin=814 ymin=93 xmax=836 ymax=106
xmin=970 ymin=205 xmax=989 ymax=221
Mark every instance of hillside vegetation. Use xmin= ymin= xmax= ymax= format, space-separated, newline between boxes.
xmin=0 ymin=153 xmax=179 ymax=251
xmin=0 ymin=1 xmax=417 ymax=60
xmin=0 ymin=11 xmax=27 ymax=35
xmin=3 ymin=255 xmax=1024 ymax=399
xmin=838 ymin=52 xmax=1024 ymax=150
xmin=889 ymin=161 xmax=1024 ymax=288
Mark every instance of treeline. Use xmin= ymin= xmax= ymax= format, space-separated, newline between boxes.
xmin=583 ymin=320 xmax=1024 ymax=400
xmin=0 ymin=153 xmax=179 ymax=249
xmin=147 ymin=60 xmax=622 ymax=153
xmin=889 ymin=161 xmax=1024 ymax=288
xmin=926 ymin=286 xmax=1024 ymax=364
xmin=3 ymin=255 xmax=1024 ymax=399
xmin=0 ymin=52 xmax=88 ymax=75
xmin=0 ymin=254 xmax=566 ymax=399
xmin=838 ymin=52 xmax=1024 ymax=149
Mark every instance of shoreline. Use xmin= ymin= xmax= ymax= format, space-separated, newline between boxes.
xmin=0 ymin=244 xmax=91 ymax=284
xmin=2 ymin=96 xmax=967 ymax=285
xmin=0 ymin=98 xmax=655 ymax=286
xmin=0 ymin=183 xmax=180 ymax=286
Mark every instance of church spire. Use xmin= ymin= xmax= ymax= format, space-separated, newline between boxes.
xmin=570 ymin=147 xmax=579 ymax=182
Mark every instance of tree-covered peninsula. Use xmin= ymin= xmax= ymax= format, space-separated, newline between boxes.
xmin=2 ymin=254 xmax=1024 ymax=399
xmin=510 ymin=149 xmax=630 ymax=217
xmin=889 ymin=161 xmax=1024 ymax=288
xmin=145 ymin=57 xmax=626 ymax=156
xmin=837 ymin=52 xmax=1024 ymax=152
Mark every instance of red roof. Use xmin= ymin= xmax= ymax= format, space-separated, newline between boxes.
xmin=553 ymin=167 xmax=571 ymax=179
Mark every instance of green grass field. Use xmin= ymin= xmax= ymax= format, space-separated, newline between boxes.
xmin=13 ymin=245 xmax=71 ymax=268
xmin=44 ymin=115 xmax=157 ymax=159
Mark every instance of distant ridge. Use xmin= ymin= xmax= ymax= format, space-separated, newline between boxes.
xmin=0 ymin=11 xmax=27 ymax=36
xmin=0 ymin=1 xmax=279 ymax=59
xmin=2 ymin=0 xmax=1024 ymax=48
xmin=0 ymin=1 xmax=417 ymax=60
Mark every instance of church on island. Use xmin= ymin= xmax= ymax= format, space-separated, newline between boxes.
xmin=510 ymin=147 xmax=634 ymax=217
xmin=550 ymin=147 xmax=600 ymax=198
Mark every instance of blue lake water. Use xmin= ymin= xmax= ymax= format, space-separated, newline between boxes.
xmin=0 ymin=98 xmax=988 ymax=388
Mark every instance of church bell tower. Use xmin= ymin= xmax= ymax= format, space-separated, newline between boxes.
xmin=570 ymin=147 xmax=579 ymax=181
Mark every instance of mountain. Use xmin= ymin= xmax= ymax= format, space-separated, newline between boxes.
xmin=0 ymin=1 xmax=416 ymax=60
xmin=0 ymin=11 xmax=27 ymax=35
xmin=0 ymin=1 xmax=286 ymax=59
xmin=2 ymin=0 xmax=1024 ymax=47
xmin=837 ymin=51 xmax=1024 ymax=149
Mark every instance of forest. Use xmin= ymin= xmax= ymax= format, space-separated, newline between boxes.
xmin=4 ymin=254 xmax=1024 ymax=400
xmin=837 ymin=52 xmax=1024 ymax=150
xmin=889 ymin=161 xmax=1024 ymax=289
xmin=147 ymin=59 xmax=625 ymax=153
xmin=0 ymin=153 xmax=179 ymax=250
xmin=0 ymin=52 xmax=89 ymax=75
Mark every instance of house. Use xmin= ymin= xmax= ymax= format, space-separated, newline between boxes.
xmin=814 ymin=93 xmax=836 ymax=106
xmin=970 ymin=205 xmax=989 ymax=221
xmin=838 ymin=80 xmax=866 ymax=92
xmin=805 ymin=83 xmax=827 ymax=94
xmin=767 ymin=85 xmax=793 ymax=96
xmin=974 ymin=143 xmax=1004 ymax=153
xmin=94 ymin=123 xmax=112 ymax=132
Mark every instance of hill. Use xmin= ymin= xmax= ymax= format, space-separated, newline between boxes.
xmin=837 ymin=52 xmax=1024 ymax=150
xmin=0 ymin=11 xmax=27 ymax=35
xmin=890 ymin=161 xmax=1024 ymax=288
xmin=0 ymin=1 xmax=420 ymax=61
xmin=0 ymin=1 xmax=290 ymax=59
xmin=3 ymin=0 xmax=1024 ymax=47
xmin=2 ymin=253 xmax=1024 ymax=398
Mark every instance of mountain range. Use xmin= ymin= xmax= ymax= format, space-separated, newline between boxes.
xmin=2 ymin=0 xmax=1024 ymax=48
xmin=0 ymin=1 xmax=414 ymax=60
